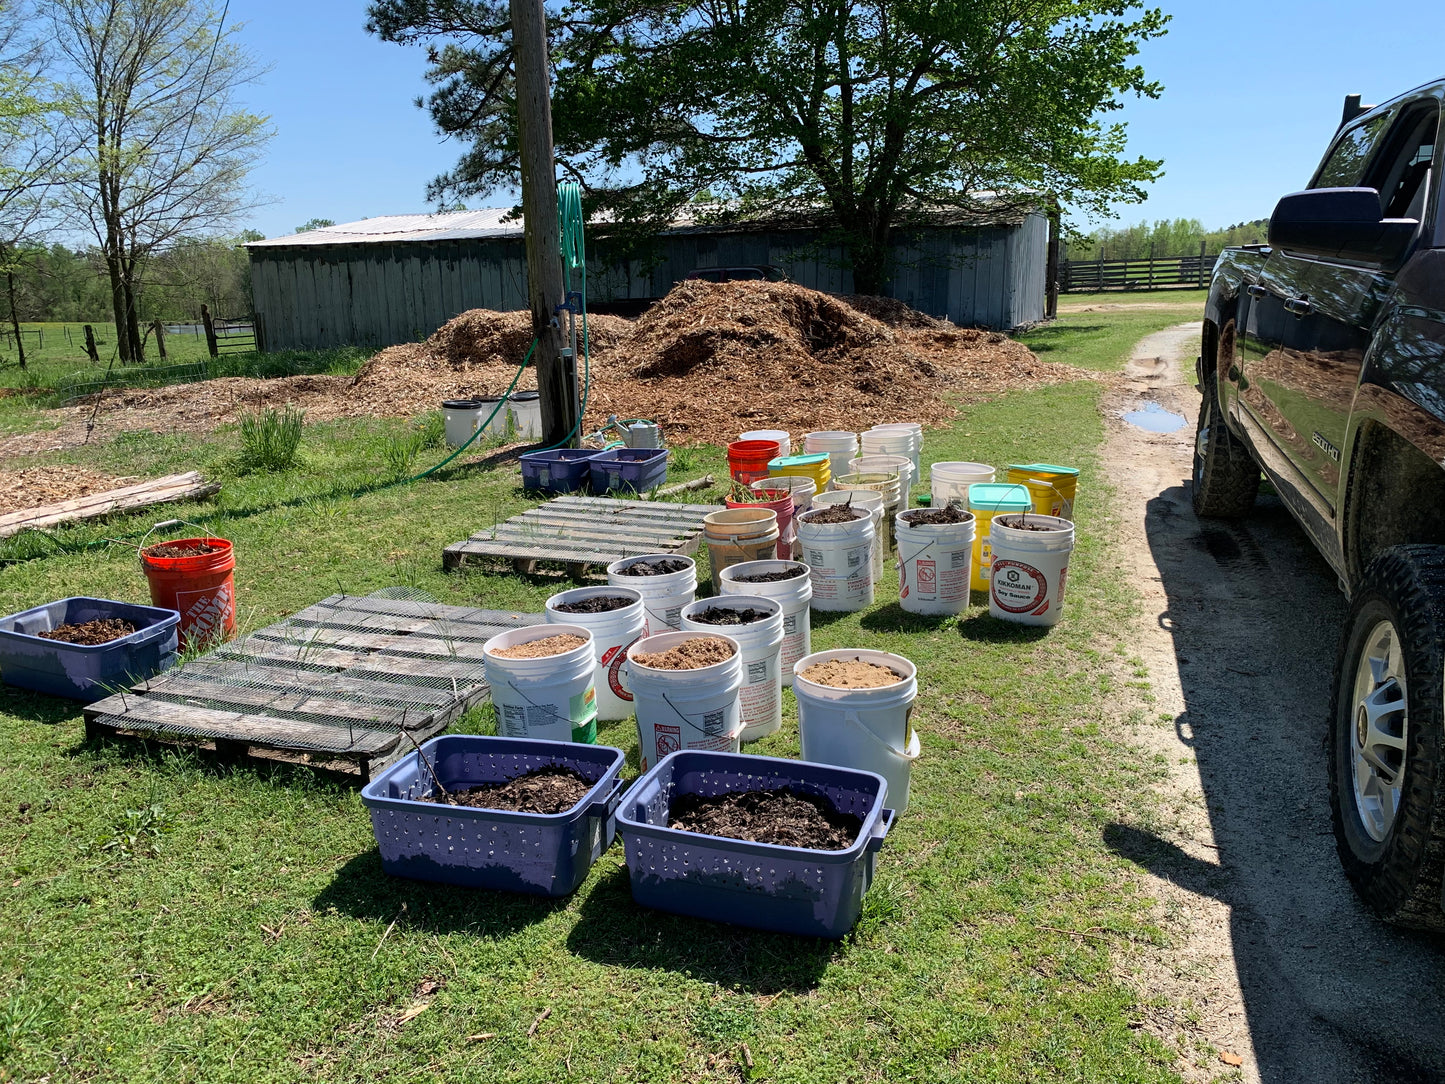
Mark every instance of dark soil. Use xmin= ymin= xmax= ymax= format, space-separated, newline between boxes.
xmin=552 ymin=595 xmax=635 ymax=614
xmin=143 ymin=541 xmax=221 ymax=559
xmin=901 ymin=505 xmax=972 ymax=526
xmin=614 ymin=558 xmax=691 ymax=576
xmin=689 ymin=606 xmax=771 ymax=626
xmin=996 ymin=515 xmax=1065 ymax=532
xmin=806 ymin=504 xmax=864 ymax=524
xmin=732 ymin=565 xmax=808 ymax=583
xmin=669 ymin=788 xmax=863 ymax=849
xmin=423 ymin=766 xmax=594 ymax=813
xmin=37 ymin=618 xmax=137 ymax=645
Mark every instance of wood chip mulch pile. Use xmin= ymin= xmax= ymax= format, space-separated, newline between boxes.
xmin=1 ymin=465 xmax=131 ymax=515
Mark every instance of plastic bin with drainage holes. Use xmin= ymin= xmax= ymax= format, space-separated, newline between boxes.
xmin=361 ymin=734 xmax=627 ymax=896
xmin=615 ymin=749 xmax=894 ymax=937
xmin=0 ymin=596 xmax=178 ymax=701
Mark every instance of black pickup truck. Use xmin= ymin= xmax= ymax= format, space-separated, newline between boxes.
xmin=1200 ymin=80 xmax=1445 ymax=929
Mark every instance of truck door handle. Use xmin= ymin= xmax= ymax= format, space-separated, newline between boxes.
xmin=1283 ymin=296 xmax=1313 ymax=316
xmin=1247 ymin=284 xmax=1269 ymax=299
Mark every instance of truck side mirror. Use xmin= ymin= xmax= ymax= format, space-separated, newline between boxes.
xmin=1268 ymin=187 xmax=1418 ymax=267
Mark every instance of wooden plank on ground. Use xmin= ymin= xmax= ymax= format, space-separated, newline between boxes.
xmin=154 ymin=660 xmax=457 ymax=709
xmin=83 ymin=697 xmax=398 ymax=755
xmin=0 ymin=472 xmax=220 ymax=538
xmin=139 ymin=675 xmax=411 ymax=727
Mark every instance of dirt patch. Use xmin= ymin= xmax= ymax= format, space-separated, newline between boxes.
xmin=668 ymin=787 xmax=862 ymax=849
xmin=613 ymin=558 xmax=692 ymax=576
xmin=490 ymin=634 xmax=587 ymax=659
xmin=798 ymin=659 xmax=902 ymax=688
xmin=142 ymin=541 xmax=221 ymax=558
xmin=900 ymin=506 xmax=972 ymax=526
xmin=37 ymin=618 xmax=137 ymax=645
xmin=804 ymin=504 xmax=865 ymax=524
xmin=731 ymin=565 xmax=807 ymax=582
xmin=424 ymin=766 xmax=593 ymax=814
xmin=632 ymin=636 xmax=734 ymax=670
xmin=0 ymin=465 xmax=131 ymax=514
xmin=551 ymin=595 xmax=635 ymax=614
xmin=686 ymin=606 xmax=772 ymax=626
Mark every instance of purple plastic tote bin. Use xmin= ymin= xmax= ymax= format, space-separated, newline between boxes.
xmin=360 ymin=734 xmax=627 ymax=896
xmin=0 ymin=596 xmax=179 ymax=702
xmin=589 ymin=447 xmax=669 ymax=495
xmin=615 ymin=749 xmax=894 ymax=938
xmin=520 ymin=448 xmax=603 ymax=494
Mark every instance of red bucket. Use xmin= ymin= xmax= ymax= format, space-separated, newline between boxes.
xmin=727 ymin=439 xmax=781 ymax=484
xmin=140 ymin=537 xmax=237 ymax=647
xmin=726 ymin=489 xmax=794 ymax=559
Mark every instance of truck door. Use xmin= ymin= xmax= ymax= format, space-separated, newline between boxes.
xmin=1236 ymin=107 xmax=1401 ymax=518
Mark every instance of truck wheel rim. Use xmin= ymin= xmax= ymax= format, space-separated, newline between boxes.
xmin=1350 ymin=619 xmax=1409 ymax=842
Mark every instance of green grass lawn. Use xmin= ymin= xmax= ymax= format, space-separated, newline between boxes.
xmin=1057 ymin=288 xmax=1208 ymax=311
xmin=0 ymin=327 xmax=1191 ymax=1082
xmin=1021 ymin=294 xmax=1205 ymax=374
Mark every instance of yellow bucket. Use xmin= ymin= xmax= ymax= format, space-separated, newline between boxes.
xmin=1006 ymin=463 xmax=1079 ymax=519
xmin=967 ymin=483 xmax=1034 ymax=592
xmin=769 ymin=453 xmax=831 ymax=493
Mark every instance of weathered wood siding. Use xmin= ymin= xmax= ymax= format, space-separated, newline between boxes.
xmin=250 ymin=216 xmax=1048 ymax=351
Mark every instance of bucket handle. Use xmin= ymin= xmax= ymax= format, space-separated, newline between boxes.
xmin=584 ymin=775 xmax=625 ymax=820
xmin=137 ymin=517 xmax=215 ymax=557
xmin=868 ymin=807 xmax=897 ymax=854
xmin=838 ymin=708 xmax=920 ymax=763
xmin=1023 ymin=477 xmax=1074 ymax=520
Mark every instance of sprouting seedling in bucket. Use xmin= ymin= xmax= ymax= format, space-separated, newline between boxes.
xmin=398 ymin=724 xmax=455 ymax=804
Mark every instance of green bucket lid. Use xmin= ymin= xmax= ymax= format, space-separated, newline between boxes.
xmin=769 ymin=453 xmax=830 ymax=469
xmin=1008 ymin=462 xmax=1079 ymax=476
xmin=968 ymin=482 xmax=1033 ymax=511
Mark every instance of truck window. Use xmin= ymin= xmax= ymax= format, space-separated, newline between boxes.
xmin=1368 ymin=104 xmax=1438 ymax=220
xmin=1313 ymin=113 xmax=1393 ymax=188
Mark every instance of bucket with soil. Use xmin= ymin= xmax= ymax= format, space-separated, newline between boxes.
xmin=796 ymin=502 xmax=875 ymax=611
xmin=138 ymin=532 xmax=236 ymax=647
xmin=545 ymin=586 xmax=647 ymax=722
xmin=483 ymin=624 xmax=598 ymax=743
xmin=681 ymin=596 xmax=784 ymax=742
xmin=812 ymin=489 xmax=885 ymax=583
xmin=718 ymin=560 xmax=812 ymax=685
xmin=895 ymin=505 xmax=976 ymax=616
xmin=793 ymin=649 xmax=921 ymax=814
xmin=625 ymin=631 xmax=744 ymax=771
xmin=360 ymin=734 xmax=628 ymax=896
xmin=606 ymin=554 xmax=697 ymax=632
xmin=987 ymin=513 xmax=1075 ymax=628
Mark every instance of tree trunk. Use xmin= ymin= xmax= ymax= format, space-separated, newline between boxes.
xmin=104 ymin=247 xmax=131 ymax=364
xmin=122 ymin=275 xmax=144 ymax=362
xmin=5 ymin=267 xmax=23 ymax=370
xmin=83 ymin=324 xmax=100 ymax=363
xmin=848 ymin=228 xmax=891 ymax=297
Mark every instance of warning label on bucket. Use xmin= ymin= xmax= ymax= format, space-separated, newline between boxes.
xmin=990 ymin=559 xmax=1048 ymax=613
xmin=915 ymin=558 xmax=937 ymax=597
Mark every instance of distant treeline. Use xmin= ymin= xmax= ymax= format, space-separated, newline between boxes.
xmin=1065 ymin=217 xmax=1269 ymax=262
xmin=8 ymin=235 xmax=259 ymax=325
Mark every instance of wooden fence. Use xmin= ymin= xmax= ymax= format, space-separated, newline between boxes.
xmin=1058 ymin=251 xmax=1220 ymax=293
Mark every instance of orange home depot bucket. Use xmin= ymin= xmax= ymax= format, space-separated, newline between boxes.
xmin=140 ymin=537 xmax=237 ymax=646
xmin=728 ymin=439 xmax=782 ymax=484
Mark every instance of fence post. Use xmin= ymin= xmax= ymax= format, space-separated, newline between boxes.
xmin=201 ymin=304 xmax=218 ymax=358
xmin=1198 ymin=241 xmax=1207 ymax=287
xmin=1147 ymin=243 xmax=1155 ymax=291
xmin=153 ymin=319 xmax=167 ymax=360
xmin=83 ymin=324 xmax=99 ymax=363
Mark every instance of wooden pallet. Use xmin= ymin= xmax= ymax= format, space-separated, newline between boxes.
xmin=82 ymin=593 xmax=539 ymax=780
xmin=443 ymin=494 xmax=718 ymax=574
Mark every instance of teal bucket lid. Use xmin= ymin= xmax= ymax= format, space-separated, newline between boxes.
xmin=769 ymin=453 xmax=830 ymax=469
xmin=968 ymin=483 xmax=1033 ymax=511
xmin=1008 ymin=462 xmax=1079 ymax=476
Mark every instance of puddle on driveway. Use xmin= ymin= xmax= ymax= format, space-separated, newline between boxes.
xmin=1122 ymin=400 xmax=1186 ymax=433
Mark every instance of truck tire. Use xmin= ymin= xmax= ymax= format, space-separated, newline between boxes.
xmin=1328 ymin=545 xmax=1445 ymax=929
xmin=1191 ymin=350 xmax=1259 ymax=517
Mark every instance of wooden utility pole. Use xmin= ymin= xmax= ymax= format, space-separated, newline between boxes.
xmin=510 ymin=0 xmax=574 ymax=446
xmin=1044 ymin=202 xmax=1060 ymax=319
xmin=83 ymin=324 xmax=100 ymax=363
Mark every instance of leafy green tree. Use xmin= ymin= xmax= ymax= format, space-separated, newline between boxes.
xmin=294 ymin=217 xmax=335 ymax=233
xmin=369 ymin=0 xmax=1168 ymax=294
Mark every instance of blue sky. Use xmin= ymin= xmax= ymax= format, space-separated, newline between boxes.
xmin=235 ymin=0 xmax=1445 ymax=240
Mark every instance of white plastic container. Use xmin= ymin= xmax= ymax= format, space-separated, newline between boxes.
xmin=988 ymin=514 xmax=1076 ymax=627
xmin=740 ymin=429 xmax=791 ymax=459
xmin=895 ymin=508 xmax=976 ymax=616
xmin=627 ymin=631 xmax=744 ymax=771
xmin=931 ymin=462 xmax=995 ymax=507
xmin=442 ymin=399 xmax=485 ymax=449
xmin=719 ymin=560 xmax=813 ymax=687
xmin=862 ymin=427 xmax=920 ymax=482
xmin=508 ymin=392 xmax=542 ymax=440
xmin=680 ymin=595 xmax=784 ymax=742
xmin=813 ymin=489 xmax=885 ymax=582
xmin=753 ymin=474 xmax=815 ymax=512
xmin=803 ymin=431 xmax=859 ymax=487
xmin=849 ymin=454 xmax=914 ymax=507
xmin=483 ymin=624 xmax=598 ymax=742
xmin=796 ymin=504 xmax=875 ymax=611
xmin=793 ymin=648 xmax=921 ymax=813
xmin=606 ymin=554 xmax=697 ymax=633
xmin=870 ymin=422 xmax=922 ymax=472
xmin=544 ymin=586 xmax=646 ymax=722
xmin=703 ymin=508 xmax=780 ymax=591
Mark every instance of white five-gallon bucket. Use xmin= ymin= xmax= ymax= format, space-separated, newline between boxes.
xmin=862 ymin=427 xmax=920 ymax=485
xmin=483 ymin=624 xmax=598 ymax=743
xmin=442 ymin=399 xmax=486 ymax=449
xmin=988 ymin=514 xmax=1076 ymax=627
xmin=931 ymin=462 xmax=995 ymax=507
xmin=813 ymin=490 xmax=885 ymax=583
xmin=544 ymin=586 xmax=646 ymax=722
xmin=680 ymin=596 xmax=784 ymax=742
xmin=718 ymin=560 xmax=812 ymax=686
xmin=508 ymin=391 xmax=542 ymax=440
xmin=754 ymin=474 xmax=815 ymax=512
xmin=627 ymin=631 xmax=744 ymax=771
xmin=793 ymin=648 xmax=921 ymax=813
xmin=803 ymin=431 xmax=859 ymax=486
xmin=866 ymin=423 xmax=923 ymax=482
xmin=796 ymin=504 xmax=875 ymax=611
xmin=895 ymin=508 xmax=976 ymax=616
xmin=740 ymin=429 xmax=791 ymax=459
xmin=850 ymin=454 xmax=914 ymax=508
xmin=606 ymin=554 xmax=697 ymax=633
xmin=703 ymin=508 xmax=780 ymax=592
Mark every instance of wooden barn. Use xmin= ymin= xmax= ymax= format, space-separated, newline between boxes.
xmin=246 ymin=206 xmax=1053 ymax=352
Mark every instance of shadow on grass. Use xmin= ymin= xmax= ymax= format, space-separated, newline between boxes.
xmin=564 ymin=863 xmax=840 ymax=993
xmin=0 ymin=688 xmax=82 ymax=725
xmin=1017 ymin=324 xmax=1107 ymax=353
xmin=68 ymin=730 xmax=365 ymax=791
xmin=859 ymin=601 xmax=958 ymax=634
xmin=313 ymin=850 xmax=567 ymax=938
xmin=806 ymin=608 xmax=861 ymax=630
xmin=955 ymin=608 xmax=1052 ymax=644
